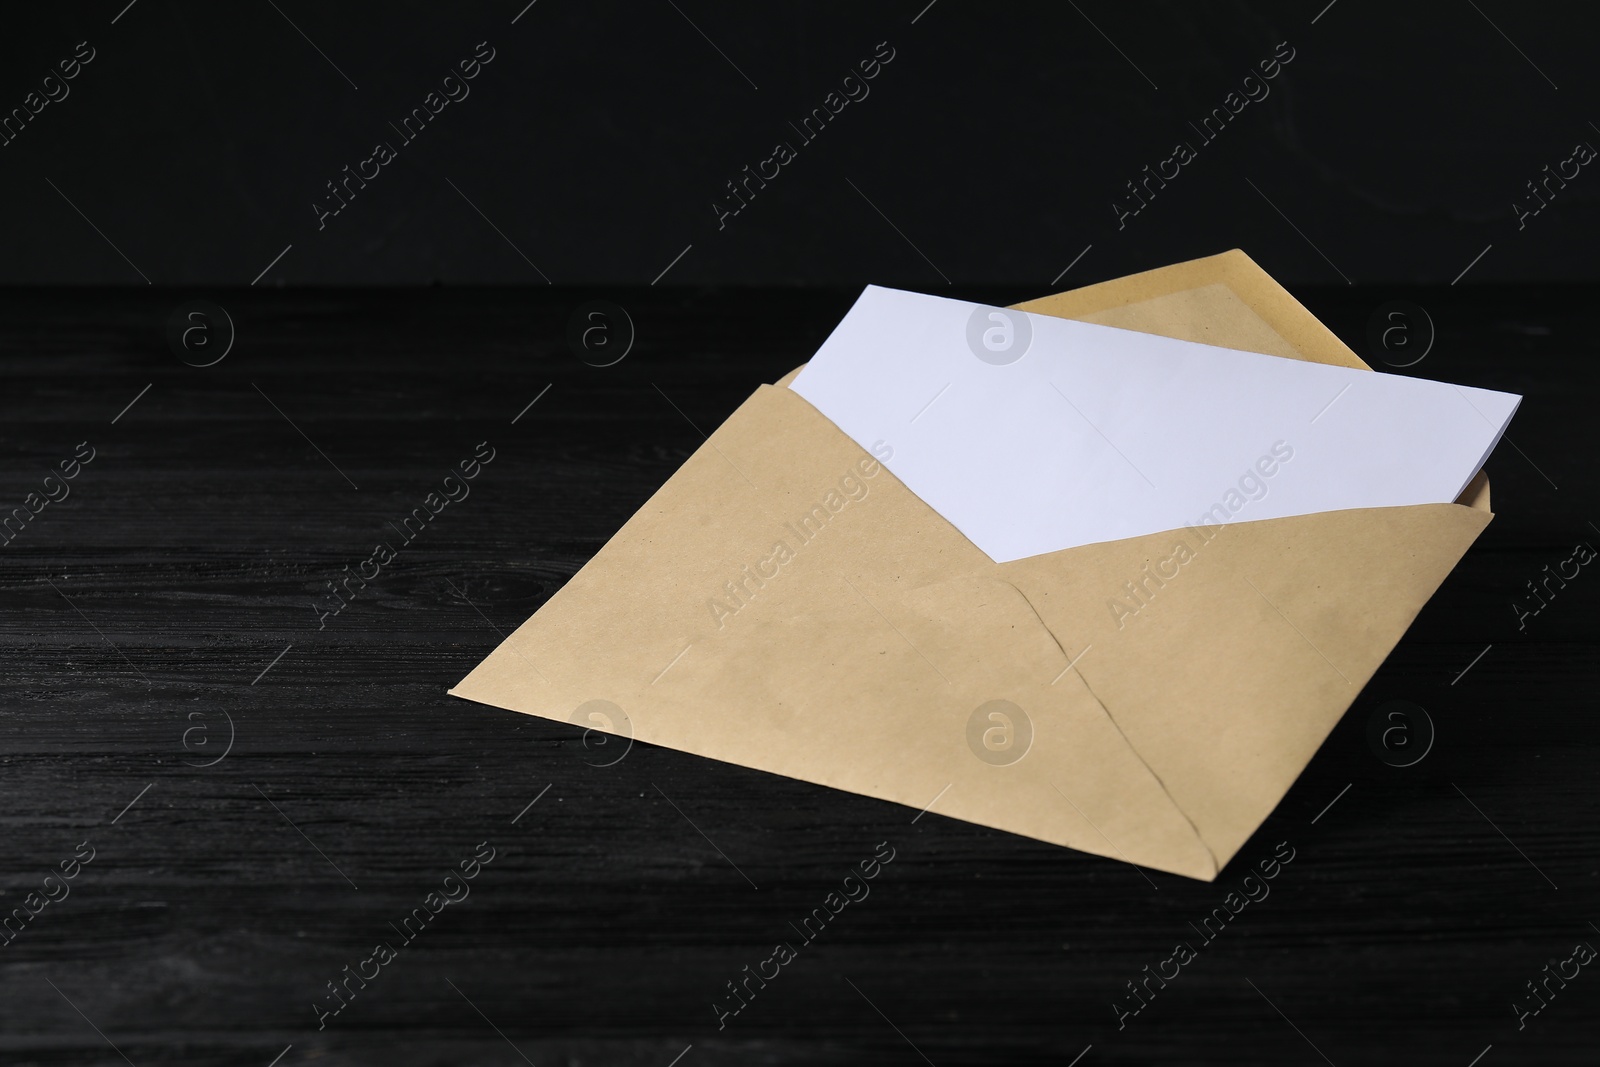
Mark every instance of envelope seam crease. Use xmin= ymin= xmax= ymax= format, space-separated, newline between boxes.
xmin=1074 ymin=664 xmax=1222 ymax=879
xmin=1001 ymin=578 xmax=1220 ymax=879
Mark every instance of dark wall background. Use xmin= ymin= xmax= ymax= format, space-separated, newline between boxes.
xmin=1 ymin=0 xmax=1596 ymax=287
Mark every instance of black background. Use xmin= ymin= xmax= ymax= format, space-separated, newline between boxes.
xmin=2 ymin=2 xmax=1599 ymax=1066
xmin=1 ymin=1 xmax=1598 ymax=286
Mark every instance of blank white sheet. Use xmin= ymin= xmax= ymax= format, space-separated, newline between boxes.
xmin=789 ymin=286 xmax=1520 ymax=563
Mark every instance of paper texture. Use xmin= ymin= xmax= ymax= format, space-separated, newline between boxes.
xmin=791 ymin=285 xmax=1518 ymax=562
xmin=450 ymin=249 xmax=1499 ymax=881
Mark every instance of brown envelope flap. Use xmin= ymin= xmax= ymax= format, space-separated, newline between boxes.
xmin=1013 ymin=247 xmax=1370 ymax=368
xmin=451 ymin=381 xmax=1219 ymax=879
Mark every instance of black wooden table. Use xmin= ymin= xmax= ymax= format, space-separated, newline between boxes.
xmin=0 ymin=285 xmax=1594 ymax=1066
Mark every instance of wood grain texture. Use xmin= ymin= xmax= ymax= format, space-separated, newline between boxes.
xmin=0 ymin=286 xmax=1594 ymax=1066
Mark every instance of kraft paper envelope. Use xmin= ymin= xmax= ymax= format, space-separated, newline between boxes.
xmin=451 ymin=249 xmax=1498 ymax=881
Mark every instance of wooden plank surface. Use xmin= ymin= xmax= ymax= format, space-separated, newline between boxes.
xmin=0 ymin=286 xmax=1594 ymax=1065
